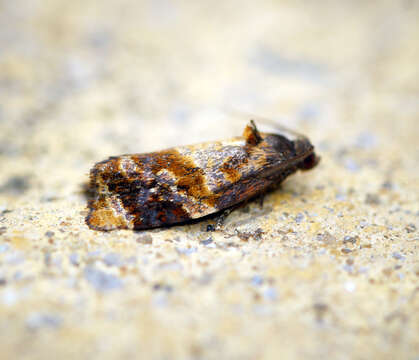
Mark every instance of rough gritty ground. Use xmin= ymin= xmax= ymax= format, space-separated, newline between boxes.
xmin=0 ymin=1 xmax=418 ymax=359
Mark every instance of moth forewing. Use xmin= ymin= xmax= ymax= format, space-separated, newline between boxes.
xmin=86 ymin=120 xmax=319 ymax=231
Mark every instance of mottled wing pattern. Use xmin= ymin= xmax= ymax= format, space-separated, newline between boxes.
xmin=87 ymin=139 xmax=273 ymax=230
xmin=86 ymin=150 xmax=209 ymax=231
xmin=86 ymin=122 xmax=317 ymax=231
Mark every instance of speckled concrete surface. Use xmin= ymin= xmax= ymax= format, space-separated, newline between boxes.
xmin=0 ymin=1 xmax=418 ymax=359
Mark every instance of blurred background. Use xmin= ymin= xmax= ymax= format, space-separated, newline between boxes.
xmin=0 ymin=1 xmax=418 ymax=359
xmin=1 ymin=1 xmax=418 ymax=177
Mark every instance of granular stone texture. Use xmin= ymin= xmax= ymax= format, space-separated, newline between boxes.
xmin=0 ymin=1 xmax=418 ymax=359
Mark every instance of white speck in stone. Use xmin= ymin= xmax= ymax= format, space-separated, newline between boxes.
xmin=66 ymin=277 xmax=78 ymax=288
xmin=251 ymin=275 xmax=263 ymax=286
xmin=0 ymin=243 xmax=10 ymax=253
xmin=392 ymin=252 xmax=405 ymax=261
xmin=295 ymin=213 xmax=304 ymax=223
xmin=125 ymin=256 xmax=137 ymax=264
xmin=335 ymin=193 xmax=346 ymax=201
xmin=358 ymin=266 xmax=369 ymax=274
xmin=253 ymin=305 xmax=273 ymax=316
xmin=13 ymin=270 xmax=24 ymax=281
xmin=175 ymin=247 xmax=197 ymax=255
xmin=4 ymin=251 xmax=25 ymax=265
xmin=397 ymin=273 xmax=405 ymax=280
xmin=263 ymin=287 xmax=278 ymax=300
xmin=355 ymin=132 xmax=377 ymax=149
xmin=200 ymin=238 xmax=213 ymax=246
xmin=344 ymin=281 xmax=356 ymax=292
xmin=343 ymin=264 xmax=354 ymax=273
xmin=84 ymin=267 xmax=123 ymax=292
xmin=2 ymin=288 xmax=18 ymax=306
xmin=103 ymin=252 xmax=123 ymax=267
xmin=26 ymin=313 xmax=62 ymax=331
xmin=359 ymin=221 xmax=368 ymax=229
xmin=69 ymin=253 xmax=79 ymax=266
xmin=86 ymin=251 xmax=102 ymax=260
xmin=152 ymin=293 xmax=168 ymax=307
xmin=158 ymin=261 xmax=183 ymax=271
xmin=52 ymin=256 xmax=62 ymax=268
xmin=344 ymin=158 xmax=361 ymax=172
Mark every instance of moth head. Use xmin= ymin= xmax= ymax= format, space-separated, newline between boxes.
xmin=293 ymin=138 xmax=320 ymax=170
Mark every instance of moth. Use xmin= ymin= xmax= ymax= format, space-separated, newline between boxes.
xmin=86 ymin=120 xmax=319 ymax=231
